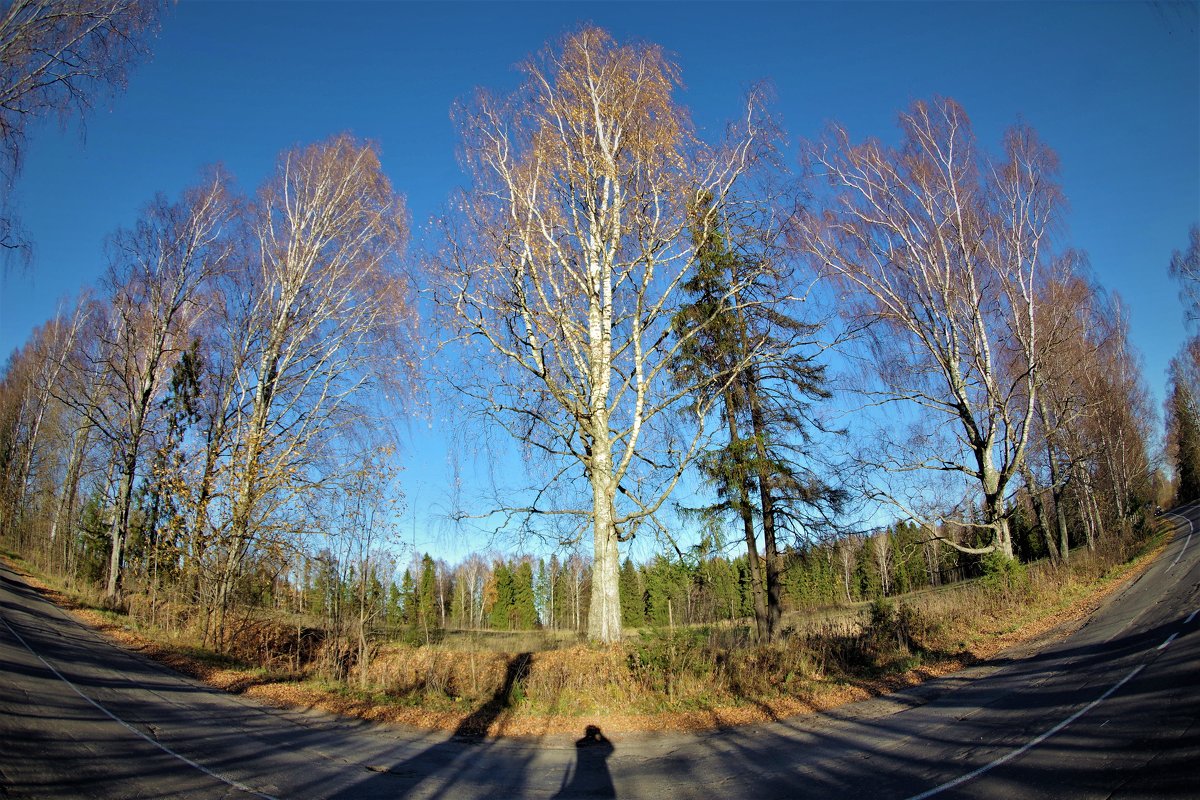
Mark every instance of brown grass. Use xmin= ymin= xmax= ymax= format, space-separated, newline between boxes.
xmin=1 ymin=532 xmax=1167 ymax=737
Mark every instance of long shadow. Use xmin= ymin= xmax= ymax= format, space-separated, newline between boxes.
xmin=325 ymin=651 xmax=537 ymax=798
xmin=12 ymin=546 xmax=1192 ymax=799
xmin=452 ymin=651 xmax=532 ymax=738
xmin=3 ymin=607 xmax=217 ymax=697
xmin=697 ymin=603 xmax=1200 ymax=799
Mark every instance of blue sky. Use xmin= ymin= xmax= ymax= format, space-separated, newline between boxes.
xmin=2 ymin=1 xmax=1197 ymax=562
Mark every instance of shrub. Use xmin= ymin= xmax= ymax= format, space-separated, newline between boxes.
xmin=720 ymin=640 xmax=816 ymax=697
xmin=628 ymin=627 xmax=713 ymax=697
xmin=813 ymin=598 xmax=935 ymax=672
xmin=979 ymin=551 xmax=1030 ymax=596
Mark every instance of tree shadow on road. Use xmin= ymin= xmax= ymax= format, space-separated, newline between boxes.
xmin=452 ymin=651 xmax=532 ymax=738
xmin=325 ymin=651 xmax=537 ymax=798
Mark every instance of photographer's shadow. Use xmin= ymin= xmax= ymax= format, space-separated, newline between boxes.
xmin=554 ymin=725 xmax=616 ymax=798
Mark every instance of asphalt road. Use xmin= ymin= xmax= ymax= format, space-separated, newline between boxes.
xmin=2 ymin=511 xmax=1198 ymax=799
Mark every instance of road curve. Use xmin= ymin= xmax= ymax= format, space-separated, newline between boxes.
xmin=2 ymin=514 xmax=1198 ymax=799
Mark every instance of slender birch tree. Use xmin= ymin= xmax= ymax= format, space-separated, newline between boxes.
xmin=1021 ymin=270 xmax=1094 ymax=562
xmin=1023 ymin=270 xmax=1153 ymax=559
xmin=70 ymin=172 xmax=233 ymax=599
xmin=796 ymin=98 xmax=1064 ymax=559
xmin=0 ymin=305 xmax=87 ymax=545
xmin=210 ymin=134 xmax=411 ymax=631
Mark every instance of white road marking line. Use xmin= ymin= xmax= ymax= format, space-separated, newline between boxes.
xmin=0 ymin=614 xmax=280 ymax=800
xmin=906 ymin=516 xmax=1200 ymax=800
xmin=1167 ymin=514 xmax=1193 ymax=570
xmin=903 ymin=663 xmax=1146 ymax=800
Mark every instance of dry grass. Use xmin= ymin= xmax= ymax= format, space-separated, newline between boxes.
xmin=1 ymin=530 xmax=1167 ymax=737
xmin=435 ymin=628 xmax=586 ymax=653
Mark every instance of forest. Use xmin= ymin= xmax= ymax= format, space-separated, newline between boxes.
xmin=1 ymin=5 xmax=1194 ymax=706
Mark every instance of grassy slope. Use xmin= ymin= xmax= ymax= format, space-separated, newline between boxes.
xmin=0 ymin=526 xmax=1169 ymax=738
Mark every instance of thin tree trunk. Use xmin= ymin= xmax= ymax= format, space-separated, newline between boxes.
xmin=1039 ymin=398 xmax=1071 ymax=563
xmin=746 ymin=369 xmax=783 ymax=641
xmin=726 ymin=402 xmax=768 ymax=641
xmin=106 ymin=453 xmax=136 ymax=600
xmin=1021 ymin=461 xmax=1060 ymax=563
xmin=50 ymin=424 xmax=89 ymax=552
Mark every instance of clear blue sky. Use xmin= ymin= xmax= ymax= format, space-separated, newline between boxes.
xmin=2 ymin=1 xmax=1197 ymax=562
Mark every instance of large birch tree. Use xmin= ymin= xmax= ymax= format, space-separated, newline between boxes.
xmin=436 ymin=27 xmax=771 ymax=643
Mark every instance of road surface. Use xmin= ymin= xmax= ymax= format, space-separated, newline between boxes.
xmin=2 ymin=511 xmax=1198 ymax=799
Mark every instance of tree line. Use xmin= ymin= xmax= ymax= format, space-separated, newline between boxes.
xmin=177 ymin=508 xmax=1088 ymax=659
xmin=0 ymin=12 xmax=1168 ymax=662
xmin=1167 ymin=227 xmax=1200 ymax=503
xmin=0 ymin=135 xmax=414 ymax=650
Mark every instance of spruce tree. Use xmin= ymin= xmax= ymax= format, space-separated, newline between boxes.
xmin=855 ymin=538 xmax=882 ymax=600
xmin=417 ymin=554 xmax=439 ymax=631
xmin=672 ymin=196 xmax=844 ymax=641
xmin=643 ymin=555 xmax=690 ymax=627
xmin=512 ymin=561 xmax=539 ymax=629
xmin=398 ymin=568 xmax=415 ymax=626
xmin=386 ymin=581 xmax=404 ymax=632
xmin=489 ymin=562 xmax=514 ymax=630
xmin=705 ymin=557 xmax=739 ymax=621
xmin=619 ymin=557 xmax=644 ymax=628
